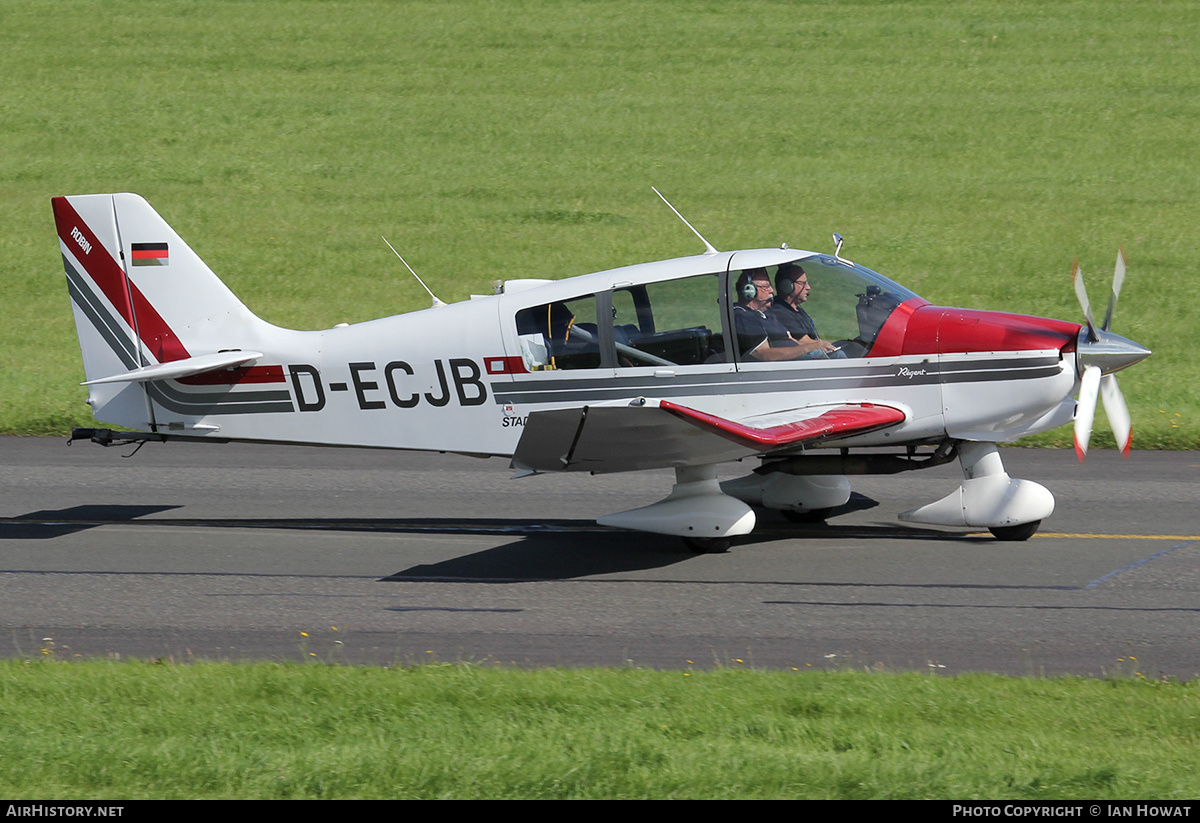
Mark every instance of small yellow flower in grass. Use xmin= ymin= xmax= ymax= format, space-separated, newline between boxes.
xmin=300 ymin=632 xmax=309 ymax=637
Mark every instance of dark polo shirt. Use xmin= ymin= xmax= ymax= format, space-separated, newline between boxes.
xmin=733 ymin=303 xmax=797 ymax=359
xmin=769 ymin=300 xmax=819 ymax=340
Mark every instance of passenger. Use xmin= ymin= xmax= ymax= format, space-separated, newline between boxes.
xmin=769 ymin=263 xmax=844 ymax=359
xmin=732 ymin=269 xmax=805 ymax=361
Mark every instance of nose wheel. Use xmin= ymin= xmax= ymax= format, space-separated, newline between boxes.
xmin=900 ymin=442 xmax=1054 ymax=538
xmin=988 ymin=520 xmax=1041 ymax=541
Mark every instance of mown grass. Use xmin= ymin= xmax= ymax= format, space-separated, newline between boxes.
xmin=2 ymin=0 xmax=1197 ymax=446
xmin=1 ymin=660 xmax=1198 ymax=799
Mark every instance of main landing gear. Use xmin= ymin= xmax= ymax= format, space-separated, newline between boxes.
xmin=719 ymin=471 xmax=851 ymax=526
xmin=596 ymin=464 xmax=852 ymax=552
xmin=597 ymin=441 xmax=1050 ymax=550
xmin=682 ymin=536 xmax=733 ymax=554
xmin=596 ymin=464 xmax=756 ymax=552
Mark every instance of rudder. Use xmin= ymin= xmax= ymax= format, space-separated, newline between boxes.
xmin=53 ymin=193 xmax=271 ymax=429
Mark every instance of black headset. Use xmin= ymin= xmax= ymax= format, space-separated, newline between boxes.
xmin=736 ymin=269 xmax=768 ymax=302
xmin=775 ymin=263 xmax=804 ymax=297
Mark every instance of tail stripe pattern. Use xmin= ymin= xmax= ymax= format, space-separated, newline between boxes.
xmin=55 ymin=196 xmax=294 ymax=416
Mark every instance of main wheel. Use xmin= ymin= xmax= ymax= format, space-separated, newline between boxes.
xmin=989 ymin=520 xmax=1041 ymax=541
xmin=683 ymin=536 xmax=732 ymax=554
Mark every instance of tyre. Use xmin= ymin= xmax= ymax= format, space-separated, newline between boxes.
xmin=988 ymin=520 xmax=1041 ymax=541
xmin=782 ymin=508 xmax=833 ymax=524
xmin=682 ymin=536 xmax=732 ymax=553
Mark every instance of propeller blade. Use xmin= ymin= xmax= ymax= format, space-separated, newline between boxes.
xmin=1071 ymin=258 xmax=1098 ymax=342
xmin=1101 ymin=245 xmax=1127 ymax=332
xmin=1100 ymin=373 xmax=1133 ymax=458
xmin=1074 ymin=365 xmax=1101 ymax=462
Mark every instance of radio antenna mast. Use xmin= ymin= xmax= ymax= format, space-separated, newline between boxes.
xmin=382 ymin=237 xmax=445 ymax=309
xmin=651 ymin=187 xmax=718 ymax=255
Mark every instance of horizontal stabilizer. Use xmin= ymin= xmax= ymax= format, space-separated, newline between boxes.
xmin=82 ymin=351 xmax=264 ymax=386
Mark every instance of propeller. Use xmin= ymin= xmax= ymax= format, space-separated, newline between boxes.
xmin=1071 ymin=247 xmax=1147 ymax=461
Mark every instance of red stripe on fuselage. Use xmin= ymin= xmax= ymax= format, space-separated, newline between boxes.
xmin=176 ymin=365 xmax=286 ymax=385
xmin=53 ymin=196 xmax=190 ymax=363
xmin=485 ymin=356 xmax=529 ymax=375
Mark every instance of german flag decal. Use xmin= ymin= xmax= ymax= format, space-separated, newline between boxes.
xmin=131 ymin=242 xmax=169 ymax=267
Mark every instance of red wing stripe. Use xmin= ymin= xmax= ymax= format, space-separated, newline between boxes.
xmin=658 ymin=400 xmax=906 ymax=450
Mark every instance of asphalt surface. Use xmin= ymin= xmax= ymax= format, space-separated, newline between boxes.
xmin=1 ymin=435 xmax=1197 ymax=676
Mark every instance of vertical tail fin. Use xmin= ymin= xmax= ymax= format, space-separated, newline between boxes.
xmin=53 ymin=193 xmax=282 ymax=430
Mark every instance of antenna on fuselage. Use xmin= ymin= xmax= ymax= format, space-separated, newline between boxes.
xmin=651 ymin=187 xmax=719 ymax=255
xmin=382 ymin=237 xmax=445 ymax=309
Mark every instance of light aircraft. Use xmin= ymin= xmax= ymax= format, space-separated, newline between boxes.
xmin=53 ymin=192 xmax=1150 ymax=551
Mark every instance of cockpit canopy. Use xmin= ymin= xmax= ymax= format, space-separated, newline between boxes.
xmin=514 ymin=253 xmax=920 ymax=371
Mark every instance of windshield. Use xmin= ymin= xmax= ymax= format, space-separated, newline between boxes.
xmin=789 ymin=254 xmax=919 ymax=351
xmin=727 ymin=254 xmax=921 ymax=360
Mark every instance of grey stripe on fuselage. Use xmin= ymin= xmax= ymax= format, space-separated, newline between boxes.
xmin=490 ymin=355 xmax=1062 ymax=406
xmin=145 ymin=382 xmax=294 ymax=415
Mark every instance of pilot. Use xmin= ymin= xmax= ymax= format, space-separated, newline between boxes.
xmin=732 ymin=269 xmax=806 ymax=361
xmin=769 ymin=263 xmax=843 ymax=359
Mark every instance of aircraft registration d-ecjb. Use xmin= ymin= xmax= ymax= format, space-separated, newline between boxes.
xmin=53 ymin=192 xmax=1151 ymax=551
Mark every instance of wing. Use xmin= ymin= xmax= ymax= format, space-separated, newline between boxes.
xmin=512 ymin=400 xmax=908 ymax=474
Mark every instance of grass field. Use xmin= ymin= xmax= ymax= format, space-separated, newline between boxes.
xmin=1 ymin=0 xmax=1197 ymax=445
xmin=3 ymin=660 xmax=1199 ymax=799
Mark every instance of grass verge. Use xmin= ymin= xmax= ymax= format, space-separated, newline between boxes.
xmin=2 ymin=660 xmax=1199 ymax=799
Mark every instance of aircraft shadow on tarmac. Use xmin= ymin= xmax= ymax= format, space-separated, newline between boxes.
xmin=0 ymin=505 xmax=183 ymax=539
xmin=0 ymin=495 xmax=985 ymax=582
xmin=384 ymin=523 xmax=991 ymax=584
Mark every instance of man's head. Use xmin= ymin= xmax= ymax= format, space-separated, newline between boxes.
xmin=737 ymin=268 xmax=773 ymax=310
xmin=775 ymin=263 xmax=810 ymax=307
